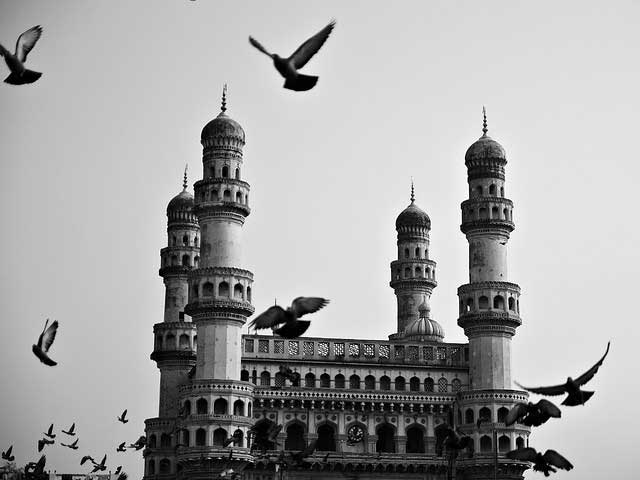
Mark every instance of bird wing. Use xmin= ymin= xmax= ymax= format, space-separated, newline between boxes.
xmin=0 ymin=43 xmax=10 ymax=57
xmin=249 ymin=306 xmax=287 ymax=329
xmin=514 ymin=380 xmax=566 ymax=396
xmin=6 ymin=446 xmax=12 ymax=456
xmin=574 ymin=341 xmax=610 ymax=386
xmin=39 ymin=320 xmax=58 ymax=353
xmin=505 ymin=447 xmax=538 ymax=461
xmin=301 ymin=439 xmax=318 ymax=458
xmin=290 ymin=297 xmax=329 ymax=317
xmin=118 ymin=473 xmax=128 ymax=480
xmin=505 ymin=403 xmax=529 ymax=426
xmin=15 ymin=25 xmax=42 ymax=63
xmin=249 ymin=36 xmax=273 ymax=57
xmin=536 ymin=399 xmax=561 ymax=418
xmin=34 ymin=455 xmax=46 ymax=474
xmin=273 ymin=320 xmax=310 ymax=339
xmin=80 ymin=456 xmax=93 ymax=465
xmin=288 ymin=20 xmax=336 ymax=70
xmin=543 ymin=450 xmax=574 ymax=470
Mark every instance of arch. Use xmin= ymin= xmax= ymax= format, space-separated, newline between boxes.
xmin=182 ymin=429 xmax=190 ymax=446
xmin=247 ymin=286 xmax=252 ymax=302
xmin=213 ymin=428 xmax=227 ymax=446
xmin=349 ymin=374 xmax=361 ymax=389
xmin=170 ymin=255 xmax=178 ymax=266
xmin=476 ymin=185 xmax=483 ymax=196
xmin=179 ymin=334 xmax=190 ymax=349
xmin=516 ymin=437 xmax=525 ymax=449
xmin=260 ymin=371 xmax=271 ymax=386
xmin=479 ymin=407 xmax=492 ymax=423
xmin=218 ymin=281 xmax=230 ymax=297
xmin=404 ymin=267 xmax=411 ymax=278
xmin=316 ymin=423 xmax=336 ymax=451
xmin=335 ymin=374 xmax=345 ymax=389
xmin=478 ymin=296 xmax=489 ymax=309
xmin=222 ymin=165 xmax=229 ymax=178
xmin=160 ymin=433 xmax=171 ymax=448
xmin=148 ymin=434 xmax=157 ymax=448
xmin=479 ymin=207 xmax=488 ymax=219
xmin=465 ymin=408 xmax=475 ymax=424
xmin=211 ymin=189 xmax=218 ymax=201
xmin=395 ymin=376 xmax=406 ymax=391
xmin=232 ymin=429 xmax=243 ymax=447
xmin=203 ymin=282 xmax=214 ymax=297
xmin=320 ymin=373 xmax=331 ymax=388
xmin=233 ymin=400 xmax=244 ymax=416
xmin=365 ymin=375 xmax=376 ymax=390
xmin=233 ymin=283 xmax=244 ymax=300
xmin=376 ymin=423 xmax=396 ymax=453
xmin=223 ymin=189 xmax=231 ymax=201
xmin=241 ymin=369 xmax=250 ymax=381
xmin=480 ymin=435 xmax=492 ymax=453
xmin=165 ymin=333 xmax=175 ymax=349
xmin=415 ymin=247 xmax=420 ymax=258
xmin=285 ymin=422 xmax=306 ymax=451
xmin=498 ymin=407 xmax=509 ymax=423
xmin=500 ymin=186 xmax=505 ymax=197
xmin=275 ymin=372 xmax=285 ymax=387
xmin=182 ymin=234 xmax=188 ymax=246
xmin=159 ymin=458 xmax=170 ymax=474
xmin=404 ymin=248 xmax=410 ymax=259
xmin=493 ymin=295 xmax=505 ymax=309
xmin=508 ymin=297 xmax=515 ymax=311
xmin=172 ymin=235 xmax=177 ymax=246
xmin=491 ymin=206 xmax=499 ymax=218
xmin=147 ymin=460 xmax=155 ymax=475
xmin=410 ymin=376 xmax=420 ymax=391
xmin=504 ymin=208 xmax=509 ymax=220
xmin=451 ymin=378 xmax=461 ymax=392
xmin=304 ymin=372 xmax=315 ymax=387
xmin=380 ymin=376 xmax=391 ymax=391
xmin=195 ymin=428 xmax=206 ymax=446
xmin=194 ymin=236 xmax=198 ymax=247
xmin=499 ymin=435 xmax=511 ymax=452
xmin=196 ymin=398 xmax=208 ymax=414
xmin=248 ymin=402 xmax=252 ymax=417
xmin=235 ymin=191 xmax=243 ymax=203
xmin=191 ymin=283 xmax=199 ymax=299
xmin=235 ymin=167 xmax=240 ymax=180
xmin=406 ymin=425 xmax=425 ymax=453
xmin=424 ymin=377 xmax=434 ymax=392
xmin=438 ymin=377 xmax=448 ymax=392
xmin=489 ymin=184 xmax=496 ymax=195
xmin=415 ymin=266 xmax=422 ymax=277
xmin=183 ymin=400 xmax=191 ymax=415
xmin=465 ymin=297 xmax=474 ymax=312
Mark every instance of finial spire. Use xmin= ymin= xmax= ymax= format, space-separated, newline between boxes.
xmin=482 ymin=106 xmax=488 ymax=136
xmin=410 ymin=178 xmax=415 ymax=203
xmin=221 ymin=84 xmax=227 ymax=113
xmin=183 ymin=164 xmax=188 ymax=190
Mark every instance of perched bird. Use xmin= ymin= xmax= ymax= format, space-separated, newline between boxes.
xmin=278 ymin=365 xmax=301 ymax=385
xmin=61 ymin=439 xmax=79 ymax=450
xmin=32 ymin=319 xmax=59 ymax=366
xmin=505 ymin=399 xmax=561 ymax=427
xmin=223 ymin=430 xmax=243 ymax=448
xmin=43 ymin=424 xmax=56 ymax=439
xmin=1 ymin=445 xmax=14 ymax=461
xmin=90 ymin=454 xmax=107 ymax=473
xmin=249 ymin=297 xmax=329 ymax=338
xmin=516 ymin=341 xmax=610 ymax=406
xmin=0 ymin=25 xmax=43 ymax=85
xmin=116 ymin=442 xmax=127 ymax=452
xmin=61 ymin=423 xmax=76 ymax=436
xmin=434 ymin=423 xmax=473 ymax=458
xmin=506 ymin=447 xmax=573 ymax=476
xmin=249 ymin=20 xmax=336 ymax=91
xmin=80 ymin=455 xmax=95 ymax=466
xmin=37 ymin=438 xmax=54 ymax=452
xmin=117 ymin=409 xmax=128 ymax=424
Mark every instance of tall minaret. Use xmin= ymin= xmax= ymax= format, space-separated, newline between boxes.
xmin=389 ymin=183 xmax=440 ymax=340
xmin=457 ymin=110 xmax=529 ymax=472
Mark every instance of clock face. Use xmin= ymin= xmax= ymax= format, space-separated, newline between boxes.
xmin=347 ymin=425 xmax=365 ymax=443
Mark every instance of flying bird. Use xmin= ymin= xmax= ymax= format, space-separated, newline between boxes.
xmin=117 ymin=473 xmax=127 ymax=480
xmin=516 ymin=341 xmax=610 ymax=406
xmin=43 ymin=424 xmax=55 ymax=439
xmin=223 ymin=430 xmax=243 ymax=448
xmin=114 ymin=466 xmax=122 ymax=475
xmin=434 ymin=423 xmax=473 ymax=458
xmin=37 ymin=438 xmax=54 ymax=452
xmin=116 ymin=442 xmax=127 ymax=452
xmin=506 ymin=447 xmax=573 ymax=476
xmin=129 ymin=436 xmax=146 ymax=451
xmin=278 ymin=365 xmax=301 ymax=385
xmin=249 ymin=421 xmax=282 ymax=453
xmin=1 ymin=445 xmax=14 ymax=462
xmin=32 ymin=319 xmax=59 ymax=366
xmin=61 ymin=439 xmax=79 ymax=450
xmin=249 ymin=297 xmax=329 ymax=338
xmin=90 ymin=454 xmax=107 ymax=473
xmin=80 ymin=455 xmax=95 ymax=466
xmin=117 ymin=409 xmax=128 ymax=424
xmin=25 ymin=455 xmax=46 ymax=476
xmin=505 ymin=399 xmax=561 ymax=427
xmin=0 ymin=25 xmax=43 ymax=85
xmin=249 ymin=20 xmax=336 ymax=91
xmin=61 ymin=423 xmax=76 ymax=436
xmin=290 ymin=439 xmax=318 ymax=466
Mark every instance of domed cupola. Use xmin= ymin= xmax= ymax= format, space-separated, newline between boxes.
xmin=464 ymin=107 xmax=507 ymax=178
xmin=200 ymin=85 xmax=245 ymax=151
xmin=396 ymin=185 xmax=431 ymax=230
xmin=403 ymin=300 xmax=444 ymax=342
xmin=166 ymin=167 xmax=198 ymax=225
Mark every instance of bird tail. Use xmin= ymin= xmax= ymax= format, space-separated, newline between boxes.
xmin=283 ymin=74 xmax=318 ymax=92
xmin=562 ymin=390 xmax=594 ymax=406
xmin=4 ymin=69 xmax=42 ymax=85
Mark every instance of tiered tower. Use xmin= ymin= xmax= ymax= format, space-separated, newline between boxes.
xmin=389 ymin=184 xmax=443 ymax=341
xmin=456 ymin=110 xmax=529 ymax=478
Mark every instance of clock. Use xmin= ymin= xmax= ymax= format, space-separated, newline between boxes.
xmin=347 ymin=425 xmax=365 ymax=444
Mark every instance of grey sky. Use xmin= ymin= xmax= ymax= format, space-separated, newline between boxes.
xmin=1 ymin=0 xmax=638 ymax=478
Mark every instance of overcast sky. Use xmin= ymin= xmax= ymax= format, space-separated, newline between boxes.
xmin=1 ymin=1 xmax=638 ymax=479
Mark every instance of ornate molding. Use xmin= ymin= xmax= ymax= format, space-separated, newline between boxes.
xmin=458 ymin=281 xmax=521 ymax=294
xmin=460 ymin=219 xmax=515 ymax=234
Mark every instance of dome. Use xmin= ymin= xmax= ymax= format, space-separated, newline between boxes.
xmin=464 ymin=134 xmax=506 ymax=163
xmin=404 ymin=316 xmax=444 ymax=340
xmin=201 ymin=111 xmax=245 ymax=144
xmin=167 ymin=189 xmax=193 ymax=212
xmin=396 ymin=201 xmax=431 ymax=230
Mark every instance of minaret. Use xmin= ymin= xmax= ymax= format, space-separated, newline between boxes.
xmin=389 ymin=183 xmax=440 ymax=340
xmin=456 ymin=109 xmax=529 ymax=476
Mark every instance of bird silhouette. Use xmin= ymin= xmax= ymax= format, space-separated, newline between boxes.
xmin=434 ymin=423 xmax=473 ymax=458
xmin=290 ymin=439 xmax=318 ymax=466
xmin=0 ymin=25 xmax=43 ymax=85
xmin=114 ymin=466 xmax=122 ymax=475
xmin=223 ymin=430 xmax=243 ymax=448
xmin=249 ymin=420 xmax=282 ymax=453
xmin=61 ymin=423 xmax=76 ymax=436
xmin=43 ymin=424 xmax=55 ymax=439
xmin=249 ymin=20 xmax=335 ymax=91
xmin=249 ymin=297 xmax=329 ymax=338
xmin=505 ymin=399 xmax=561 ymax=427
xmin=90 ymin=454 xmax=107 ymax=473
xmin=117 ymin=409 xmax=128 ymax=424
xmin=129 ymin=436 xmax=146 ymax=451
xmin=80 ymin=455 xmax=95 ymax=466
xmin=116 ymin=442 xmax=126 ymax=452
xmin=25 ymin=455 xmax=46 ymax=478
xmin=117 ymin=473 xmax=127 ymax=480
xmin=516 ymin=341 xmax=610 ymax=406
xmin=61 ymin=439 xmax=79 ymax=450
xmin=1 ymin=445 xmax=14 ymax=461
xmin=32 ymin=319 xmax=59 ymax=366
xmin=278 ymin=365 xmax=301 ymax=385
xmin=37 ymin=438 xmax=54 ymax=452
xmin=506 ymin=447 xmax=573 ymax=476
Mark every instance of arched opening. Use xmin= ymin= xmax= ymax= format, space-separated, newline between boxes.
xmin=335 ymin=374 xmax=345 ymax=389
xmin=179 ymin=334 xmax=190 ymax=349
xmin=147 ymin=460 xmax=155 ymax=475
xmin=213 ymin=428 xmax=227 ymax=446
xmin=376 ymin=424 xmax=395 ymax=453
xmin=415 ymin=247 xmax=420 ymax=258
xmin=380 ymin=376 xmax=391 ymax=391
xmin=236 ymin=191 xmax=243 ymax=203
xmin=504 ymin=208 xmax=509 ymax=220
xmin=478 ymin=296 xmax=489 ymax=309
xmin=410 ymin=376 xmax=420 ymax=391
xmin=223 ymin=189 xmax=231 ymax=201
xmin=203 ymin=282 xmax=214 ymax=297
xmin=170 ymin=255 xmax=178 ymax=266
xmin=160 ymin=433 xmax=171 ymax=448
xmin=438 ymin=377 xmax=448 ymax=392
xmin=222 ymin=165 xmax=229 ymax=178
xmin=248 ymin=402 xmax=252 ymax=417
xmin=260 ymin=371 xmax=271 ymax=386
xmin=516 ymin=437 xmax=525 ymax=449
xmin=320 ymin=373 xmax=331 ymax=388
xmin=489 ymin=184 xmax=496 ymax=195
xmin=406 ymin=426 xmax=425 ymax=453
xmin=499 ymin=435 xmax=511 ymax=452
xmin=194 ymin=236 xmax=198 ymax=247
xmin=424 ymin=377 xmax=434 ymax=392
xmin=196 ymin=398 xmax=208 ymax=414
xmin=465 ymin=408 xmax=474 ymax=424
xmin=218 ymin=281 xmax=230 ymax=297
xmin=395 ymin=376 xmax=406 ymax=391
xmin=508 ymin=297 xmax=515 ymax=311
xmin=476 ymin=185 xmax=483 ymax=196
xmin=233 ymin=429 xmax=244 ymax=447
xmin=317 ymin=424 xmax=336 ymax=451
xmin=491 ymin=206 xmax=499 ymax=218
xmin=182 ymin=429 xmax=190 ymax=446
xmin=465 ymin=298 xmax=474 ymax=313
xmin=304 ymin=372 xmax=315 ymax=387
xmin=285 ymin=423 xmax=306 ymax=451
xmin=365 ymin=375 xmax=376 ymax=390
xmin=240 ymin=369 xmax=250 ymax=381
xmin=234 ymin=283 xmax=244 ymax=300
xmin=404 ymin=267 xmax=411 ymax=278
xmin=182 ymin=234 xmax=189 ymax=246
xmin=479 ymin=207 xmax=488 ymax=219
xmin=159 ymin=459 xmax=170 ymax=474
xmin=246 ymin=286 xmax=252 ymax=302
xmin=172 ymin=235 xmax=177 ymax=246
xmin=275 ymin=372 xmax=285 ymax=387
xmin=498 ymin=407 xmax=509 ymax=423
xmin=211 ymin=189 xmax=218 ymax=200
xmin=493 ymin=295 xmax=505 ymax=309
xmin=233 ymin=400 xmax=244 ymax=416
xmin=235 ymin=168 xmax=240 ymax=180
xmin=191 ymin=284 xmax=199 ymax=299
xmin=415 ymin=266 xmax=422 ymax=277
xmin=148 ymin=435 xmax=157 ymax=448
xmin=195 ymin=428 xmax=206 ymax=446
xmin=183 ymin=400 xmax=191 ymax=415
xmin=480 ymin=435 xmax=492 ymax=453
xmin=479 ymin=407 xmax=492 ymax=424
xmin=451 ymin=378 xmax=461 ymax=392
xmin=165 ymin=333 xmax=175 ymax=349
xmin=349 ymin=374 xmax=360 ymax=389
xmin=500 ymin=186 xmax=505 ymax=197
xmin=404 ymin=248 xmax=410 ymax=259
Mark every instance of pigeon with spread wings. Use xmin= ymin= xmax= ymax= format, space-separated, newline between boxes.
xmin=61 ymin=423 xmax=76 ymax=436
xmin=32 ymin=319 xmax=59 ymax=366
xmin=249 ymin=20 xmax=335 ymax=91
xmin=505 ymin=399 xmax=561 ymax=427
xmin=249 ymin=297 xmax=329 ymax=338
xmin=506 ymin=447 xmax=573 ymax=476
xmin=516 ymin=341 xmax=610 ymax=406
xmin=61 ymin=439 xmax=79 ymax=450
xmin=2 ymin=445 xmax=14 ymax=462
xmin=0 ymin=25 xmax=43 ymax=85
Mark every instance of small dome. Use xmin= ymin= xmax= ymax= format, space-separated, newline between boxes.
xmin=396 ymin=202 xmax=431 ymax=230
xmin=465 ymin=134 xmax=506 ymax=163
xmin=167 ymin=189 xmax=193 ymax=212
xmin=404 ymin=316 xmax=444 ymax=340
xmin=201 ymin=111 xmax=245 ymax=145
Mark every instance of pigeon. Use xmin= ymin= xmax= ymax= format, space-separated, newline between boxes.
xmin=290 ymin=439 xmax=318 ymax=466
xmin=90 ymin=455 xmax=107 ymax=473
xmin=249 ymin=20 xmax=336 ymax=91
xmin=506 ymin=447 xmax=573 ymax=476
xmin=32 ymin=319 xmax=59 ymax=366
xmin=43 ymin=424 xmax=56 ymax=439
xmin=516 ymin=341 xmax=610 ymax=406
xmin=1 ymin=445 xmax=14 ymax=461
xmin=249 ymin=297 xmax=329 ymax=338
xmin=249 ymin=421 xmax=282 ymax=453
xmin=61 ymin=439 xmax=79 ymax=450
xmin=117 ymin=409 xmax=128 ymax=424
xmin=37 ymin=438 xmax=54 ymax=452
xmin=223 ymin=430 xmax=243 ymax=447
xmin=129 ymin=436 xmax=146 ymax=451
xmin=61 ymin=423 xmax=76 ymax=436
xmin=0 ymin=25 xmax=43 ymax=85
xmin=117 ymin=473 xmax=128 ymax=480
xmin=434 ymin=423 xmax=473 ymax=458
xmin=505 ymin=399 xmax=561 ymax=427
xmin=25 ymin=455 xmax=46 ymax=476
xmin=278 ymin=365 xmax=301 ymax=385
xmin=114 ymin=466 xmax=122 ymax=475
xmin=80 ymin=455 xmax=95 ymax=466
xmin=116 ymin=442 xmax=126 ymax=452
